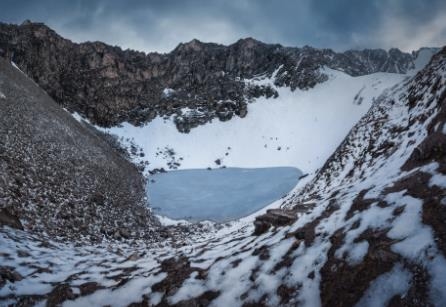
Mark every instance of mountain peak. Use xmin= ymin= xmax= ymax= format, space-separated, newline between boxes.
xmin=19 ymin=19 xmax=47 ymax=28
xmin=234 ymin=37 xmax=264 ymax=48
xmin=175 ymin=38 xmax=206 ymax=52
xmin=20 ymin=19 xmax=32 ymax=26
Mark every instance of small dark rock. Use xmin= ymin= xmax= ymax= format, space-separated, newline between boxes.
xmin=0 ymin=208 xmax=23 ymax=230
xmin=79 ymin=282 xmax=102 ymax=296
xmin=0 ymin=266 xmax=23 ymax=287
xmin=254 ymin=209 xmax=297 ymax=235
xmin=120 ymin=228 xmax=131 ymax=239
xmin=46 ymin=284 xmax=75 ymax=306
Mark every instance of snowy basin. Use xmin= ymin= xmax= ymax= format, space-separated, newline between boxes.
xmin=147 ymin=167 xmax=301 ymax=222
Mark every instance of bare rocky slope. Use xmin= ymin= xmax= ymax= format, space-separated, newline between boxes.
xmin=0 ymin=21 xmax=429 ymax=132
xmin=0 ymin=57 xmax=158 ymax=241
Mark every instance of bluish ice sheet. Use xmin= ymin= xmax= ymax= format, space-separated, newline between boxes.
xmin=147 ymin=167 xmax=301 ymax=222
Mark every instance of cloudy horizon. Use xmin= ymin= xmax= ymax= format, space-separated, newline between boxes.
xmin=1 ymin=0 xmax=446 ymax=53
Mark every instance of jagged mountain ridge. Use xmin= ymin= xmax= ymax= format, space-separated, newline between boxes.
xmin=0 ymin=21 xmax=435 ymax=132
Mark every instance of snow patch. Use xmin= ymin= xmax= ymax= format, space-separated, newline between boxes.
xmin=355 ymin=264 xmax=412 ymax=307
xmin=64 ymin=274 xmax=167 ymax=307
xmin=11 ymin=61 xmax=25 ymax=74
xmin=429 ymin=173 xmax=446 ymax=188
xmin=155 ymin=214 xmax=190 ymax=226
xmin=162 ymin=88 xmax=175 ymax=98
xmin=410 ymin=48 xmax=440 ymax=74
xmin=71 ymin=112 xmax=86 ymax=123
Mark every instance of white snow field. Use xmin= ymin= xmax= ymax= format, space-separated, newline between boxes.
xmin=104 ymin=69 xmax=407 ymax=178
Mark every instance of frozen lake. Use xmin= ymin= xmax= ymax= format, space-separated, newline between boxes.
xmin=147 ymin=167 xmax=301 ymax=222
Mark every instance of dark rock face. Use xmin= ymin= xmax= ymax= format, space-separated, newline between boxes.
xmin=79 ymin=282 xmax=102 ymax=296
xmin=254 ymin=209 xmax=297 ymax=235
xmin=0 ymin=208 xmax=23 ymax=230
xmin=46 ymin=284 xmax=75 ymax=306
xmin=0 ymin=57 xmax=158 ymax=240
xmin=0 ymin=22 xmax=418 ymax=132
xmin=0 ymin=266 xmax=23 ymax=288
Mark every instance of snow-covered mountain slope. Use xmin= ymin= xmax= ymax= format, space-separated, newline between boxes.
xmin=1 ymin=47 xmax=445 ymax=306
xmin=104 ymin=69 xmax=406 ymax=176
xmin=280 ymin=46 xmax=446 ymax=306
xmin=411 ymin=47 xmax=441 ymax=73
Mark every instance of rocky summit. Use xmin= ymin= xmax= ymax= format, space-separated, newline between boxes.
xmin=0 ymin=20 xmax=446 ymax=307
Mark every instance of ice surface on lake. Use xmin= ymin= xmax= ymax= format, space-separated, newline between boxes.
xmin=147 ymin=167 xmax=301 ymax=222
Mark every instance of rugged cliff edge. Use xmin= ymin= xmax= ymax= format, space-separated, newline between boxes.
xmin=0 ymin=57 xmax=158 ymax=240
xmin=0 ymin=21 xmax=430 ymax=132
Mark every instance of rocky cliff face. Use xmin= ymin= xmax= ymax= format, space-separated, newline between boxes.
xmin=0 ymin=57 xmax=158 ymax=240
xmin=0 ymin=21 xmax=422 ymax=132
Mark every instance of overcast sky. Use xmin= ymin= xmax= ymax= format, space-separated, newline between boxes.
xmin=1 ymin=0 xmax=445 ymax=53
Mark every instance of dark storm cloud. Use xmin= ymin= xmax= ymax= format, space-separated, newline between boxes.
xmin=0 ymin=0 xmax=445 ymax=53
